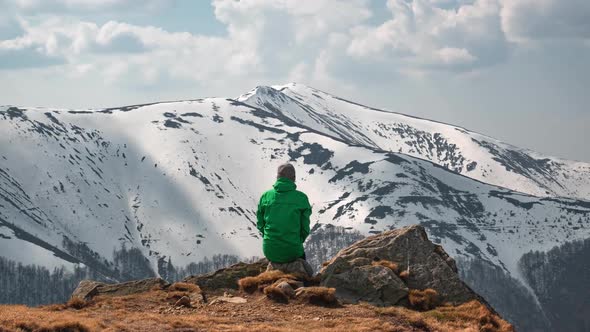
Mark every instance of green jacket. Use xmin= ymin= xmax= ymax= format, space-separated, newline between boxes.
xmin=256 ymin=178 xmax=312 ymax=263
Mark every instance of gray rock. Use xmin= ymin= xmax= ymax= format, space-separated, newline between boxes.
xmin=322 ymin=263 xmax=407 ymax=305
xmin=209 ymin=295 xmax=248 ymax=304
xmin=96 ymin=278 xmax=168 ymax=298
xmin=71 ymin=280 xmax=102 ymax=301
xmin=320 ymin=225 xmax=484 ymax=306
xmin=183 ymin=259 xmax=268 ymax=291
xmin=267 ymin=258 xmax=314 ymax=278
xmin=349 ymin=257 xmax=372 ymax=267
xmin=70 ymin=278 xmax=168 ymax=301
xmin=275 ymin=281 xmax=296 ymax=298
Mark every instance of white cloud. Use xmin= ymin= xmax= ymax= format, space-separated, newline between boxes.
xmin=435 ymin=47 xmax=476 ymax=65
xmin=501 ymin=0 xmax=590 ymax=43
xmin=0 ymin=0 xmax=588 ymax=93
xmin=347 ymin=0 xmax=508 ymax=71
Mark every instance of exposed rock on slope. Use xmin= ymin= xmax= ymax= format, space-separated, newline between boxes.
xmin=182 ymin=259 xmax=268 ymax=291
xmin=320 ymin=225 xmax=485 ymax=307
xmin=71 ymin=278 xmax=169 ymax=301
xmin=50 ymin=225 xmax=512 ymax=331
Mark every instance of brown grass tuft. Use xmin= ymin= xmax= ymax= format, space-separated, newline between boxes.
xmin=295 ymin=287 xmax=338 ymax=307
xmin=374 ymin=300 xmax=513 ymax=332
xmin=408 ymin=316 xmax=430 ymax=331
xmin=372 ymin=260 xmax=399 ymax=274
xmin=263 ymin=285 xmax=289 ymax=304
xmin=65 ymin=297 xmax=90 ymax=310
xmin=409 ymin=289 xmax=440 ymax=311
xmin=238 ymin=270 xmax=296 ymax=293
xmin=165 ymin=291 xmax=191 ymax=305
xmin=168 ymin=282 xmax=201 ymax=293
xmin=477 ymin=305 xmax=506 ymax=332
xmin=15 ymin=320 xmax=90 ymax=332
xmin=399 ymin=270 xmax=410 ymax=280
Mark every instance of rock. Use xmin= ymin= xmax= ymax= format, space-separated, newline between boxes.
xmin=175 ymin=296 xmax=191 ymax=307
xmin=267 ymin=258 xmax=314 ymax=278
xmin=96 ymin=278 xmax=168 ymax=298
xmin=349 ymin=257 xmax=372 ymax=267
xmin=183 ymin=259 xmax=268 ymax=291
xmin=277 ymin=278 xmax=304 ymax=290
xmin=71 ymin=280 xmax=102 ymax=301
xmin=209 ymin=295 xmax=248 ymax=305
xmin=322 ymin=261 xmax=407 ymax=305
xmin=189 ymin=292 xmax=206 ymax=305
xmin=320 ymin=225 xmax=484 ymax=306
xmin=71 ymin=278 xmax=169 ymax=301
xmin=275 ymin=281 xmax=295 ymax=298
xmin=295 ymin=287 xmax=338 ymax=306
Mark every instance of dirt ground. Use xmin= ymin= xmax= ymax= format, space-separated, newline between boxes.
xmin=0 ymin=288 xmax=513 ymax=332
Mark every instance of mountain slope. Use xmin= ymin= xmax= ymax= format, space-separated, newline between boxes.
xmin=1 ymin=85 xmax=589 ymax=331
xmin=238 ymin=83 xmax=590 ymax=200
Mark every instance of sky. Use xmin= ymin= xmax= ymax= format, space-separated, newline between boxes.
xmin=0 ymin=0 xmax=588 ymax=161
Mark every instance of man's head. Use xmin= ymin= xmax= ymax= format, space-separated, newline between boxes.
xmin=277 ymin=163 xmax=296 ymax=182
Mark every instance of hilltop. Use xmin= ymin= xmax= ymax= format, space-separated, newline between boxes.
xmin=0 ymin=225 xmax=513 ymax=332
xmin=0 ymin=289 xmax=511 ymax=331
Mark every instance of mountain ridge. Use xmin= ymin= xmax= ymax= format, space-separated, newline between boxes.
xmin=1 ymin=83 xmax=589 ymax=331
xmin=239 ymin=83 xmax=590 ymax=199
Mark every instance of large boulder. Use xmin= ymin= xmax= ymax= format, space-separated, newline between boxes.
xmin=267 ymin=258 xmax=314 ymax=278
xmin=71 ymin=280 xmax=102 ymax=301
xmin=71 ymin=278 xmax=169 ymax=301
xmin=321 ymin=260 xmax=407 ymax=305
xmin=183 ymin=259 xmax=268 ymax=291
xmin=320 ymin=225 xmax=484 ymax=306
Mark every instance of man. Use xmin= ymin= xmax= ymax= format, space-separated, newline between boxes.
xmin=256 ymin=163 xmax=312 ymax=275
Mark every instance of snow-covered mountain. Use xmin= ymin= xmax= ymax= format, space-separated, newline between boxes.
xmin=1 ymin=84 xmax=589 ymax=331
xmin=239 ymin=83 xmax=590 ymax=200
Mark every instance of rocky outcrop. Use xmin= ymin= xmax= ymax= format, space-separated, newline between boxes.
xmin=320 ymin=225 xmax=485 ymax=306
xmin=69 ymin=225 xmax=489 ymax=314
xmin=71 ymin=278 xmax=169 ymax=301
xmin=266 ymin=258 xmax=314 ymax=278
xmin=321 ymin=261 xmax=408 ymax=305
xmin=70 ymin=280 xmax=103 ymax=301
xmin=183 ymin=259 xmax=268 ymax=291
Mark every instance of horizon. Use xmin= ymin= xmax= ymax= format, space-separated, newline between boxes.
xmin=0 ymin=0 xmax=588 ymax=161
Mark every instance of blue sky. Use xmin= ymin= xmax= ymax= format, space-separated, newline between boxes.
xmin=0 ymin=0 xmax=589 ymax=161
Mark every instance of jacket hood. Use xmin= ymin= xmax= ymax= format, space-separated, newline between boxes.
xmin=273 ymin=177 xmax=297 ymax=192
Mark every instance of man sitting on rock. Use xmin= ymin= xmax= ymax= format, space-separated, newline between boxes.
xmin=257 ymin=163 xmax=314 ymax=277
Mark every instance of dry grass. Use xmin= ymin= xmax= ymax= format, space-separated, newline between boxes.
xmin=409 ymin=289 xmax=440 ymax=311
xmin=372 ymin=260 xmax=399 ymax=274
xmin=374 ymin=300 xmax=514 ymax=332
xmin=238 ymin=270 xmax=296 ymax=293
xmin=65 ymin=297 xmax=92 ymax=310
xmin=399 ymin=270 xmax=410 ymax=280
xmin=0 ymin=290 xmax=513 ymax=332
xmin=263 ymin=285 xmax=290 ymax=303
xmin=295 ymin=287 xmax=338 ymax=307
xmin=165 ymin=290 xmax=192 ymax=305
xmin=168 ymin=282 xmax=201 ymax=293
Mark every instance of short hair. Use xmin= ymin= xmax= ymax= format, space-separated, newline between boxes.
xmin=277 ymin=163 xmax=296 ymax=181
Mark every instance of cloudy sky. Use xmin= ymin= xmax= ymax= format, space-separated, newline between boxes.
xmin=0 ymin=0 xmax=589 ymax=161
